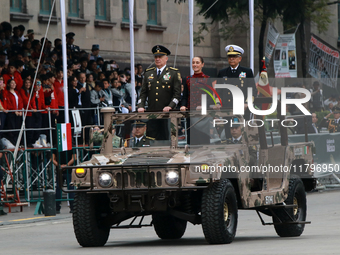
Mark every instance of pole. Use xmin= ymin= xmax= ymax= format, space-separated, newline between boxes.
xmin=189 ymin=0 xmax=194 ymax=75
xmin=129 ymin=0 xmax=136 ymax=112
xmin=249 ymin=0 xmax=254 ymax=72
xmin=60 ymin=0 xmax=69 ymax=123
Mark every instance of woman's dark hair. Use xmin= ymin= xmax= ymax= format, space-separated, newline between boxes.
xmin=68 ymin=76 xmax=77 ymax=85
xmin=194 ymin=56 xmax=204 ymax=64
xmin=6 ymin=79 xmax=15 ymax=90
xmin=22 ymin=77 xmax=33 ymax=95
xmin=86 ymin=73 xmax=93 ymax=80
xmin=88 ymin=60 xmax=95 ymax=71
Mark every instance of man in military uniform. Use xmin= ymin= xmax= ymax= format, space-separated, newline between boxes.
xmin=217 ymin=45 xmax=257 ymax=139
xmin=223 ymin=117 xmax=257 ymax=166
xmin=125 ymin=121 xmax=155 ymax=147
xmin=320 ymin=106 xmax=340 ymax=133
xmin=217 ymin=45 xmax=257 ymax=111
xmin=66 ymin=32 xmax=80 ymax=59
xmin=138 ymin=45 xmax=181 ymax=112
xmin=137 ymin=45 xmax=181 ymax=140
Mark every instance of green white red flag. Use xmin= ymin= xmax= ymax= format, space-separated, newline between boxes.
xmin=57 ymin=123 xmax=72 ymax=151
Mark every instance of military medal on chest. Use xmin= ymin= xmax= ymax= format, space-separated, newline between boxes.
xmin=163 ymin=72 xmax=171 ymax=81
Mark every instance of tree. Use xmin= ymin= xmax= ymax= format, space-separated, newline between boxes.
xmin=194 ymin=0 xmax=283 ymax=70
xmin=193 ymin=0 xmax=331 ymax=75
xmin=281 ymin=0 xmax=332 ymax=77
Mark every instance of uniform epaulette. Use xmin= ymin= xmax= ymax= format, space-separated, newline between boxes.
xmin=146 ymin=136 xmax=155 ymax=140
xmin=169 ymin=67 xmax=178 ymax=71
xmin=145 ymin=67 xmax=156 ymax=72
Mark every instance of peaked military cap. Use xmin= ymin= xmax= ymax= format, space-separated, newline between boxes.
xmin=231 ymin=116 xmax=243 ymax=127
xmin=66 ymin=32 xmax=75 ymax=38
xmin=225 ymin=45 xmax=244 ymax=56
xmin=152 ymin=45 xmax=171 ymax=56
xmin=132 ymin=120 xmax=147 ymax=127
xmin=92 ymin=44 xmax=100 ymax=50
xmin=333 ymin=106 xmax=340 ymax=113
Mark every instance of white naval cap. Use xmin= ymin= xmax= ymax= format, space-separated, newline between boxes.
xmin=225 ymin=45 xmax=244 ymax=55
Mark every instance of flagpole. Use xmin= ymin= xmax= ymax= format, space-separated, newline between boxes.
xmin=129 ymin=0 xmax=136 ymax=112
xmin=189 ymin=0 xmax=194 ymax=75
xmin=249 ymin=0 xmax=254 ymax=72
xmin=60 ymin=0 xmax=69 ymax=123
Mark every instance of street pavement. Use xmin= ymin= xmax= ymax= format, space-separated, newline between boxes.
xmin=0 ymin=190 xmax=339 ymax=255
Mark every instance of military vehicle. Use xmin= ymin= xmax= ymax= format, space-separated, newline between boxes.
xmin=59 ymin=106 xmax=315 ymax=247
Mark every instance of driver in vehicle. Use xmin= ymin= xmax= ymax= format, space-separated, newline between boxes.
xmin=223 ymin=117 xmax=257 ymax=166
xmin=125 ymin=120 xmax=155 ymax=147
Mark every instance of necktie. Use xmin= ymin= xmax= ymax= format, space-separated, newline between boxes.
xmin=157 ymin=70 xmax=161 ymax=78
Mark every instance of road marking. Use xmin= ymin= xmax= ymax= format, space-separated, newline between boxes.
xmin=10 ymin=216 xmax=55 ymax=222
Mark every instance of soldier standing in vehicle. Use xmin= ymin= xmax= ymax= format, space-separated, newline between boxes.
xmin=137 ymin=45 xmax=181 ymax=140
xmin=217 ymin=45 xmax=257 ymax=116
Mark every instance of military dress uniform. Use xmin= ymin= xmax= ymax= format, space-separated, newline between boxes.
xmin=138 ymin=45 xmax=181 ymax=140
xmin=66 ymin=32 xmax=80 ymax=59
xmin=217 ymin=45 xmax=257 ymax=110
xmin=126 ymin=135 xmax=155 ymax=147
xmin=138 ymin=45 xmax=181 ymax=111
xmin=320 ymin=107 xmax=340 ymax=133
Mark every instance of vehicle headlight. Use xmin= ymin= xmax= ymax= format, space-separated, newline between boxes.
xmin=75 ymin=168 xmax=87 ymax=178
xmin=98 ymin=173 xmax=112 ymax=187
xmin=165 ymin=171 xmax=179 ymax=186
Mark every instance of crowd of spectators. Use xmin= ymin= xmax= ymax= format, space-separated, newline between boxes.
xmin=0 ymin=21 xmax=145 ymax=149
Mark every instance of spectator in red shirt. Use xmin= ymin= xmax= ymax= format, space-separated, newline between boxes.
xmin=41 ymin=73 xmax=58 ymax=143
xmin=4 ymin=79 xmax=23 ymax=145
xmin=19 ymin=78 xmax=37 ymax=146
xmin=3 ymin=62 xmax=23 ymax=91
xmin=32 ymin=79 xmax=46 ymax=147
xmin=53 ymin=69 xmax=65 ymax=123
xmin=0 ymin=75 xmax=7 ymax=141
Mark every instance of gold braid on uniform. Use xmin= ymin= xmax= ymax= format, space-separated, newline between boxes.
xmin=328 ymin=120 xmax=336 ymax=132
xmin=145 ymin=67 xmax=156 ymax=72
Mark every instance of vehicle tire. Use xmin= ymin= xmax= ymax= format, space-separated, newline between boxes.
xmin=73 ymin=193 xmax=111 ymax=247
xmin=152 ymin=213 xmax=187 ymax=239
xmin=201 ymin=179 xmax=238 ymax=244
xmin=273 ymin=175 xmax=307 ymax=237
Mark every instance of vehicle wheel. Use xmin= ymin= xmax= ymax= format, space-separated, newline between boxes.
xmin=273 ymin=175 xmax=307 ymax=237
xmin=152 ymin=213 xmax=187 ymax=239
xmin=73 ymin=193 xmax=111 ymax=247
xmin=201 ymin=179 xmax=238 ymax=244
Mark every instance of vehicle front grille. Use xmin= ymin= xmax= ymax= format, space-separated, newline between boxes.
xmin=103 ymin=166 xmax=181 ymax=189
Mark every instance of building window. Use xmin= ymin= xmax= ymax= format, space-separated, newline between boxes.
xmin=10 ymin=0 xmax=22 ymax=12
xmin=96 ymin=0 xmax=106 ymax=20
xmin=147 ymin=0 xmax=157 ymax=25
xmin=40 ymin=0 xmax=52 ymax=15
xmin=122 ymin=0 xmax=129 ymax=22
xmin=69 ymin=0 xmax=79 ymax=17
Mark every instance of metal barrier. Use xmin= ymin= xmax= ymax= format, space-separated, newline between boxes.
xmin=0 ymin=150 xmax=29 ymax=212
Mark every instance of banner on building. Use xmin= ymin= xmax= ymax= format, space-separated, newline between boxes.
xmin=264 ymin=22 xmax=280 ymax=65
xmin=273 ymin=34 xmax=297 ymax=78
xmin=308 ymin=34 xmax=339 ymax=89
xmin=57 ymin=123 xmax=72 ymax=151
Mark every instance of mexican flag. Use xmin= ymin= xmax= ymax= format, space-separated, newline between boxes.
xmin=57 ymin=123 xmax=72 ymax=151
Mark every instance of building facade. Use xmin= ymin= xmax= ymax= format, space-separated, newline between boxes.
xmin=2 ymin=1 xmax=340 ymax=78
